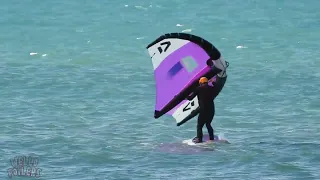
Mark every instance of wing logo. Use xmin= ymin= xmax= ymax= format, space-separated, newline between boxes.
xmin=183 ymin=101 xmax=195 ymax=112
xmin=157 ymin=41 xmax=171 ymax=54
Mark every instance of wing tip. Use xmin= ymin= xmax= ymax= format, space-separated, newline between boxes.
xmin=154 ymin=110 xmax=161 ymax=119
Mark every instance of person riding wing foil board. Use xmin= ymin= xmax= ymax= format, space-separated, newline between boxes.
xmin=187 ymin=57 xmax=229 ymax=144
xmin=187 ymin=77 xmax=216 ymax=143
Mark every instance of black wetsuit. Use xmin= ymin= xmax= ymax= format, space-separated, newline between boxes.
xmin=179 ymin=59 xmax=229 ymax=127
xmin=188 ymin=84 xmax=215 ymax=142
xmin=211 ymin=76 xmax=227 ymax=100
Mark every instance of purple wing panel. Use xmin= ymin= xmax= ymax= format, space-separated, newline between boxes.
xmin=154 ymin=42 xmax=210 ymax=113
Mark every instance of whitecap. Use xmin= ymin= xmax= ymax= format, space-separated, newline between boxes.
xmin=182 ymin=29 xmax=192 ymax=32
xmin=236 ymin=45 xmax=247 ymax=49
xmin=76 ymin=29 xmax=84 ymax=33
xmin=135 ymin=5 xmax=147 ymax=10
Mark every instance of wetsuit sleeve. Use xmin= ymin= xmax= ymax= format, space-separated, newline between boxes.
xmin=207 ymin=65 xmax=222 ymax=78
xmin=187 ymin=87 xmax=198 ymax=100
xmin=208 ymin=78 xmax=215 ymax=86
xmin=209 ymin=81 xmax=215 ymax=86
xmin=209 ymin=85 xmax=216 ymax=90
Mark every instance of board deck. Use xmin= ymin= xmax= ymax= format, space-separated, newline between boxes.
xmin=182 ymin=134 xmax=229 ymax=146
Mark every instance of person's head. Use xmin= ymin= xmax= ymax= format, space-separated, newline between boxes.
xmin=199 ymin=77 xmax=208 ymax=85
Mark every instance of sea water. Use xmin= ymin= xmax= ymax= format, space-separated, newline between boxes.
xmin=0 ymin=0 xmax=319 ymax=179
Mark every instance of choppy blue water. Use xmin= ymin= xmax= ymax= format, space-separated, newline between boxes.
xmin=1 ymin=1 xmax=320 ymax=179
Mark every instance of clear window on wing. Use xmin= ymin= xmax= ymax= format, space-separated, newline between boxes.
xmin=181 ymin=56 xmax=198 ymax=73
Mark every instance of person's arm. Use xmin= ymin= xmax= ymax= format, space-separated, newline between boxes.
xmin=187 ymin=87 xmax=198 ymax=100
xmin=208 ymin=77 xmax=215 ymax=86
xmin=207 ymin=65 xmax=222 ymax=78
